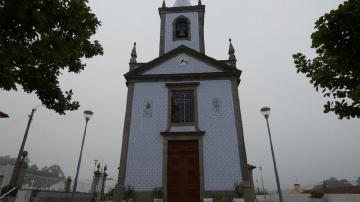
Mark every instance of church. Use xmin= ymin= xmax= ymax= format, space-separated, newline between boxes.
xmin=114 ymin=0 xmax=254 ymax=201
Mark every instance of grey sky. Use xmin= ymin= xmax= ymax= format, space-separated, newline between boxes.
xmin=1 ymin=0 xmax=359 ymax=191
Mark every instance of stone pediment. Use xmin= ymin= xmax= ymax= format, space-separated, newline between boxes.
xmin=124 ymin=46 xmax=241 ymax=80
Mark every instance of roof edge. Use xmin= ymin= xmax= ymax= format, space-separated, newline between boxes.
xmin=124 ymin=45 xmax=241 ymax=79
xmin=159 ymin=5 xmax=205 ymax=14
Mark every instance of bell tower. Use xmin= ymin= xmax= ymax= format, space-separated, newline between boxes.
xmin=159 ymin=0 xmax=205 ymax=55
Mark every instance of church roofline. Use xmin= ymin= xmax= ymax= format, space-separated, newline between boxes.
xmin=124 ymin=72 xmax=242 ymax=84
xmin=158 ymin=5 xmax=205 ymax=14
xmin=124 ymin=45 xmax=241 ymax=80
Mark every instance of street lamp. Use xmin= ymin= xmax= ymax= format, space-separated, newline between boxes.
xmin=260 ymin=107 xmax=283 ymax=202
xmin=72 ymin=110 xmax=94 ymax=202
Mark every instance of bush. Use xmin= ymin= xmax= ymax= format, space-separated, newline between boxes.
xmin=213 ymin=192 xmax=225 ymax=202
xmin=234 ymin=182 xmax=244 ymax=198
xmin=310 ymin=191 xmax=324 ymax=198
xmin=153 ymin=187 xmax=163 ymax=198
xmin=123 ymin=185 xmax=134 ymax=200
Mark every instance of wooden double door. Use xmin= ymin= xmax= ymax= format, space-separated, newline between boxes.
xmin=167 ymin=140 xmax=200 ymax=202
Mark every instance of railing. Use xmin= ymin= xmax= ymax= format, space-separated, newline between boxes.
xmin=0 ymin=187 xmax=17 ymax=200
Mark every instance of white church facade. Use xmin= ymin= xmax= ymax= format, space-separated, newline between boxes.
xmin=114 ymin=1 xmax=254 ymax=202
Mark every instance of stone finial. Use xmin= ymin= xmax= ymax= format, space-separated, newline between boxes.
xmin=228 ymin=38 xmax=236 ymax=61
xmin=228 ymin=38 xmax=237 ymax=66
xmin=130 ymin=42 xmax=137 ymax=63
xmin=162 ymin=0 xmax=166 ymax=7
xmin=198 ymin=0 xmax=202 ymax=5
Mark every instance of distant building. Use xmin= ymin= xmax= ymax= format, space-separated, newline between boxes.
xmin=289 ymin=184 xmax=304 ymax=194
xmin=0 ymin=165 xmax=14 ymax=190
xmin=304 ymin=187 xmax=360 ymax=194
xmin=23 ymin=173 xmax=64 ymax=191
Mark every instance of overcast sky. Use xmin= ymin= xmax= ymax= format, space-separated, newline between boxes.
xmin=1 ymin=0 xmax=358 ymax=191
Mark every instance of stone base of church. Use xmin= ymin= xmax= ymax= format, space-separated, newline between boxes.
xmin=132 ymin=191 xmax=153 ymax=201
xmin=113 ymin=190 xmax=152 ymax=202
xmin=113 ymin=189 xmax=255 ymax=202
xmin=203 ymin=191 xmax=236 ymax=201
xmin=203 ymin=190 xmax=254 ymax=202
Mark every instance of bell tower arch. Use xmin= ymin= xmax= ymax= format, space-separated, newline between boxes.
xmin=173 ymin=15 xmax=191 ymax=40
xmin=159 ymin=0 xmax=205 ymax=55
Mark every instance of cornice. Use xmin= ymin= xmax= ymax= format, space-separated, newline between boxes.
xmin=158 ymin=5 xmax=205 ymax=14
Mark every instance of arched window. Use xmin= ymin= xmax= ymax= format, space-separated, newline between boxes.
xmin=174 ymin=17 xmax=190 ymax=39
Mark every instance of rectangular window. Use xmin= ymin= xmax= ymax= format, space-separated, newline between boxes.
xmin=171 ymin=90 xmax=195 ymax=123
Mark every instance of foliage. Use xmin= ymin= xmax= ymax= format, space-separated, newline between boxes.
xmin=0 ymin=0 xmax=103 ymax=114
xmin=293 ymin=0 xmax=360 ymax=119
xmin=234 ymin=182 xmax=244 ymax=198
xmin=357 ymin=177 xmax=360 ymax=186
xmin=0 ymin=156 xmax=66 ymax=179
xmin=26 ymin=164 xmax=65 ymax=179
xmin=0 ymin=155 xmax=16 ymax=165
xmin=213 ymin=192 xmax=225 ymax=202
xmin=313 ymin=177 xmax=354 ymax=190
xmin=123 ymin=185 xmax=134 ymax=201
xmin=0 ymin=156 xmax=67 ymax=190
xmin=23 ymin=165 xmax=66 ymax=189
xmin=310 ymin=191 xmax=324 ymax=198
xmin=153 ymin=186 xmax=163 ymax=199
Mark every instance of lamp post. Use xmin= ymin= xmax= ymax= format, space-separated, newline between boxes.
xmin=72 ymin=110 xmax=94 ymax=202
xmin=8 ymin=105 xmax=42 ymax=190
xmin=260 ymin=107 xmax=283 ymax=202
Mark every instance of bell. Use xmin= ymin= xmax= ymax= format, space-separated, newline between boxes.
xmin=178 ymin=29 xmax=186 ymax=37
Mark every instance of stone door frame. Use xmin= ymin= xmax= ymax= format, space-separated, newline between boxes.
xmin=161 ymin=132 xmax=205 ymax=202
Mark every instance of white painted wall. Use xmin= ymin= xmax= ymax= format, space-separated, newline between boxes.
xmin=142 ymin=54 xmax=221 ymax=75
xmin=198 ymin=80 xmax=242 ymax=191
xmin=125 ymin=82 xmax=166 ymax=190
xmin=164 ymin=12 xmax=200 ymax=53
xmin=125 ymin=80 xmax=242 ymax=191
